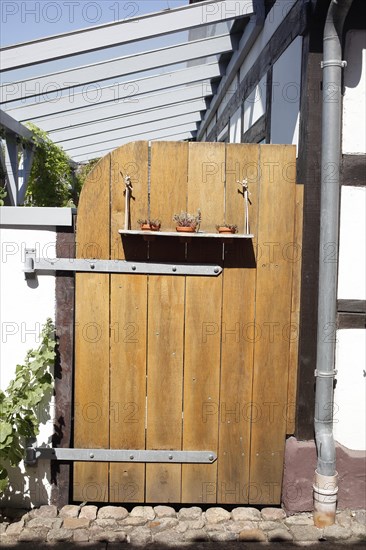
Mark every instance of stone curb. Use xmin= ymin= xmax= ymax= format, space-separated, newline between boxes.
xmin=0 ymin=505 xmax=364 ymax=546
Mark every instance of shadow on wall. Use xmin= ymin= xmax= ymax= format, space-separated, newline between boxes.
xmin=0 ymin=394 xmax=54 ymax=509
xmin=0 ymin=456 xmax=52 ymax=510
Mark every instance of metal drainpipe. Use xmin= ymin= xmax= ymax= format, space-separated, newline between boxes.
xmin=313 ymin=0 xmax=353 ymax=528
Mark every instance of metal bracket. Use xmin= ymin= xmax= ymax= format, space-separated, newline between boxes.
xmin=25 ymin=447 xmax=217 ymax=465
xmin=321 ymin=59 xmax=347 ymax=69
xmin=314 ymin=369 xmax=338 ymax=378
xmin=23 ymin=249 xmax=222 ymax=277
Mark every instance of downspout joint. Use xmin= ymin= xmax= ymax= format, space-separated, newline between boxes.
xmin=321 ymin=59 xmax=347 ymax=68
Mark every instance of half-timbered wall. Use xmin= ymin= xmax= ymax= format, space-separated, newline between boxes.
xmin=195 ymin=0 xmax=366 ymax=455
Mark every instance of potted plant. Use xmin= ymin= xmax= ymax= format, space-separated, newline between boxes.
xmin=137 ymin=218 xmax=161 ymax=231
xmin=149 ymin=219 xmax=161 ymax=231
xmin=216 ymin=223 xmax=238 ymax=234
xmin=173 ymin=209 xmax=201 ymax=233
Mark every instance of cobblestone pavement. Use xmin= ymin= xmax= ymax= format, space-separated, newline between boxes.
xmin=0 ymin=505 xmax=365 ymax=548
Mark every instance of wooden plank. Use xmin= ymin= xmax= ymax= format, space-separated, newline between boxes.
xmin=146 ymin=141 xmax=188 ymax=502
xmin=287 ymin=184 xmax=304 ymax=435
xmin=217 ymin=144 xmax=259 ymax=504
xmin=182 ymin=142 xmax=225 ymax=503
xmin=242 ymin=114 xmax=266 ymax=144
xmin=337 ymin=299 xmax=366 ymax=313
xmin=150 ymin=141 xmax=188 ymax=231
xmin=52 ymin=226 xmax=75 ymax=508
xmin=146 ymin=276 xmax=185 ymax=502
xmin=119 ymin=230 xmax=253 ymax=239
xmin=341 ymin=154 xmax=366 ymax=186
xmin=249 ymin=144 xmax=296 ymax=505
xmin=296 ymin=42 xmax=323 ymax=440
xmin=337 ymin=313 xmax=366 ymax=330
xmin=264 ymin=68 xmax=273 ymax=144
xmin=73 ymin=154 xmax=111 ymax=502
xmin=109 ymin=142 xmax=149 ymax=503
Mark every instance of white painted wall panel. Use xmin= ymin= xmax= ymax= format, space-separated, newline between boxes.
xmin=270 ymin=36 xmax=302 ymax=151
xmin=338 ymin=186 xmax=366 ymax=300
xmin=0 ymin=227 xmax=56 ymax=507
xmin=239 ymin=0 xmax=297 ymax=82
xmin=243 ymin=75 xmax=266 ymax=133
xmin=342 ymin=30 xmax=366 ymax=154
xmin=230 ymin=106 xmax=242 ymax=143
xmin=334 ymin=329 xmax=366 ymax=451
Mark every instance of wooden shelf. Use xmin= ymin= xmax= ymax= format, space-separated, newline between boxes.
xmin=119 ymin=230 xmax=254 ymax=239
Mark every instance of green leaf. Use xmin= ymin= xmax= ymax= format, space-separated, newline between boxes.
xmin=0 ymin=319 xmax=54 ymax=477
xmin=0 ymin=433 xmax=14 ymax=450
xmin=0 ymin=422 xmax=13 ymax=443
xmin=0 ymin=466 xmax=9 ymax=492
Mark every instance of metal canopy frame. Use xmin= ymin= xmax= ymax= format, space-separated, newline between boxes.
xmin=26 ymin=83 xmax=214 ymax=133
xmin=0 ymin=110 xmax=35 ymax=206
xmin=5 ymin=63 xmax=221 ymax=121
xmin=0 ymin=34 xmax=234 ymax=104
xmin=0 ymin=0 xmax=261 ymax=193
xmin=1 ymin=0 xmax=254 ymax=70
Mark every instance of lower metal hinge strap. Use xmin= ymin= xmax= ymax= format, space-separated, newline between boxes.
xmin=25 ymin=448 xmax=217 ymax=465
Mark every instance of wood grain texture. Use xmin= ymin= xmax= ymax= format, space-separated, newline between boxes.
xmin=286 ymin=184 xmax=304 ymax=435
xmin=296 ymin=45 xmax=323 ymax=440
xmin=52 ymin=227 xmax=75 ymax=508
xmin=109 ymin=142 xmax=149 ymax=502
xmin=110 ymin=141 xmax=149 ymax=260
xmin=73 ymin=154 xmax=111 ymax=502
xmin=249 ymin=145 xmax=296 ymax=505
xmin=182 ymin=142 xmax=225 ymax=503
xmin=71 ymin=141 xmax=302 ymax=505
xmin=146 ymin=142 xmax=188 ymax=502
xmin=187 ymin=142 xmax=225 ymax=232
xmin=217 ymin=144 xmax=259 ymax=504
xmin=146 ymin=276 xmax=185 ymax=502
xmin=150 ymin=141 xmax=188 ymax=231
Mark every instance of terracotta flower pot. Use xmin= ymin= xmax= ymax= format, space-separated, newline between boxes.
xmin=176 ymin=226 xmax=196 ymax=233
xmin=217 ymin=226 xmax=236 ymax=234
xmin=149 ymin=224 xmax=161 ymax=232
xmin=140 ymin=224 xmax=151 ymax=231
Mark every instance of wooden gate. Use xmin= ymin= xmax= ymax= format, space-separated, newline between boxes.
xmin=73 ymin=141 xmax=303 ymax=505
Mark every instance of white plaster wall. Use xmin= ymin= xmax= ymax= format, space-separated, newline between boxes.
xmin=342 ymin=30 xmax=366 ymax=154
xmin=240 ymin=0 xmax=297 ymax=82
xmin=230 ymin=106 xmax=242 ymax=143
xmin=199 ymin=0 xmax=297 ymax=142
xmin=335 ymin=186 xmax=366 ymax=451
xmin=270 ymin=36 xmax=302 ymax=151
xmin=338 ymin=186 xmax=366 ymax=300
xmin=334 ymin=329 xmax=366 ymax=451
xmin=243 ymin=75 xmax=266 ymax=134
xmin=0 ymin=226 xmax=56 ymax=507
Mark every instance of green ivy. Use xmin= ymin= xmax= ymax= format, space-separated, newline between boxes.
xmin=0 ymin=319 xmax=56 ymax=493
xmin=25 ymin=124 xmax=76 ymax=207
xmin=0 ymin=186 xmax=7 ymax=206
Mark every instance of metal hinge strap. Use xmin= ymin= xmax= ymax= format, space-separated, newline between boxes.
xmin=23 ymin=249 xmax=222 ymax=277
xmin=25 ymin=447 xmax=217 ymax=465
